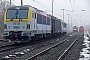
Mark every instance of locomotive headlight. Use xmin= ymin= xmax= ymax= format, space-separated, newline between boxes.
xmin=4 ymin=24 xmax=7 ymax=29
xmin=21 ymin=32 xmax=27 ymax=36
xmin=3 ymin=32 xmax=9 ymax=36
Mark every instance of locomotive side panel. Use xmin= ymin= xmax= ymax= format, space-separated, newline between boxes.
xmin=51 ymin=16 xmax=64 ymax=36
xmin=36 ymin=11 xmax=51 ymax=34
xmin=61 ymin=20 xmax=67 ymax=35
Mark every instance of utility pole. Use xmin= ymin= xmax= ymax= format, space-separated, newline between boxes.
xmin=67 ymin=14 xmax=69 ymax=26
xmin=62 ymin=9 xmax=65 ymax=21
xmin=71 ymin=17 xmax=72 ymax=27
xmin=10 ymin=0 xmax=11 ymax=6
xmin=51 ymin=0 xmax=54 ymax=34
xmin=52 ymin=0 xmax=54 ymax=16
xmin=21 ymin=0 xmax=23 ymax=6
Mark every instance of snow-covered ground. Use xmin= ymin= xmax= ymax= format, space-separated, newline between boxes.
xmin=79 ymin=31 xmax=90 ymax=60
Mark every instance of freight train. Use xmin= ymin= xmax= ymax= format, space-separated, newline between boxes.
xmin=3 ymin=6 xmax=67 ymax=42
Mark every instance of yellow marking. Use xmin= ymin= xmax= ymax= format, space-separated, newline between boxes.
xmin=4 ymin=30 xmax=28 ymax=32
xmin=14 ymin=30 xmax=18 ymax=32
xmin=4 ymin=9 xmax=7 ymax=22
xmin=61 ymin=20 xmax=63 ymax=25
xmin=28 ymin=7 xmax=32 ymax=21
xmin=22 ymin=30 xmax=28 ymax=32
xmin=30 ymin=21 xmax=32 ymax=30
xmin=5 ymin=19 xmax=29 ymax=22
xmin=4 ymin=7 xmax=32 ymax=22
xmin=4 ymin=30 xmax=9 ymax=32
xmin=60 ymin=19 xmax=61 ymax=25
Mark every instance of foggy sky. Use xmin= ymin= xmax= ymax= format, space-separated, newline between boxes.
xmin=11 ymin=0 xmax=90 ymax=27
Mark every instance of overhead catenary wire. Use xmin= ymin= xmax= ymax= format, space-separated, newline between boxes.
xmin=33 ymin=0 xmax=51 ymax=12
xmin=69 ymin=0 xmax=81 ymax=19
xmin=33 ymin=0 xmax=62 ymax=18
xmin=54 ymin=1 xmax=62 ymax=17
xmin=73 ymin=0 xmax=82 ymax=22
xmin=68 ymin=0 xmax=81 ymax=26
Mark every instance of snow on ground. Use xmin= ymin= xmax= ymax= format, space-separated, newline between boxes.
xmin=79 ymin=31 xmax=90 ymax=60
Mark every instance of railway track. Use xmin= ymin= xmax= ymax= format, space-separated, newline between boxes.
xmin=0 ymin=42 xmax=32 ymax=53
xmin=0 ymin=33 xmax=77 ymax=60
xmin=0 ymin=36 xmax=62 ymax=53
xmin=57 ymin=33 xmax=82 ymax=60
xmin=25 ymin=33 xmax=81 ymax=60
xmin=0 ymin=38 xmax=53 ymax=53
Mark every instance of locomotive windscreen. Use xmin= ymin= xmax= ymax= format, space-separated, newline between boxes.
xmin=73 ymin=26 xmax=77 ymax=29
xmin=6 ymin=9 xmax=28 ymax=19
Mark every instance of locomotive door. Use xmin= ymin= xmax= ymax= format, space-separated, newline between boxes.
xmin=34 ymin=13 xmax=37 ymax=31
xmin=33 ymin=12 xmax=37 ymax=31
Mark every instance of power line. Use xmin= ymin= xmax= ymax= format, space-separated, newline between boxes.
xmin=69 ymin=0 xmax=74 ymax=12
xmin=33 ymin=0 xmax=61 ymax=18
xmin=73 ymin=0 xmax=82 ymax=21
xmin=12 ymin=0 xmax=20 ymax=5
xmin=54 ymin=1 xmax=62 ymax=17
xmin=33 ymin=0 xmax=51 ymax=12
xmin=68 ymin=0 xmax=81 ymax=24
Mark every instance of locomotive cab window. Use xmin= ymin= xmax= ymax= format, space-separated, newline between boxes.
xmin=6 ymin=9 xmax=28 ymax=19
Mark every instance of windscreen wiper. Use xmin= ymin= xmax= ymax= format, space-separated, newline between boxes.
xmin=15 ymin=10 xmax=22 ymax=21
xmin=10 ymin=10 xmax=22 ymax=21
xmin=10 ymin=10 xmax=18 ymax=21
xmin=18 ymin=12 xmax=22 ymax=21
xmin=10 ymin=18 xmax=13 ymax=21
xmin=18 ymin=15 xmax=22 ymax=21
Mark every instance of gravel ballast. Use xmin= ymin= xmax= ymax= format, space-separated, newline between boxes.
xmin=63 ymin=33 xmax=84 ymax=60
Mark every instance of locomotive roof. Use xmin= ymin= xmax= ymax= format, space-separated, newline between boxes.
xmin=7 ymin=6 xmax=29 ymax=10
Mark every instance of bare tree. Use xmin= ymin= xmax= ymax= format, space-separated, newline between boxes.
xmin=0 ymin=0 xmax=15 ymax=33
xmin=0 ymin=0 xmax=15 ymax=14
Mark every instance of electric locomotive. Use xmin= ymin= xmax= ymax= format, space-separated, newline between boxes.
xmin=73 ymin=26 xmax=78 ymax=32
xmin=3 ymin=6 xmax=67 ymax=42
xmin=79 ymin=26 xmax=84 ymax=32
